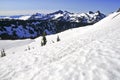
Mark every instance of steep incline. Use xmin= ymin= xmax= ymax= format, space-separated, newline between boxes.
xmin=0 ymin=12 xmax=120 ymax=80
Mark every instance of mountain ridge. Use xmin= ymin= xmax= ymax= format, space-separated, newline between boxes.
xmin=0 ymin=10 xmax=106 ymax=39
xmin=0 ymin=10 xmax=105 ymax=22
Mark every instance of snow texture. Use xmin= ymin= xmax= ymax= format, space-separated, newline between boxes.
xmin=0 ymin=12 xmax=120 ymax=80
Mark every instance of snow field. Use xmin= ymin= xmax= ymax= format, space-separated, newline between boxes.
xmin=0 ymin=12 xmax=120 ymax=80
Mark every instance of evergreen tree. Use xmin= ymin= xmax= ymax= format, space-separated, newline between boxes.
xmin=1 ymin=49 xmax=6 ymax=57
xmin=28 ymin=46 xmax=30 ymax=50
xmin=57 ymin=35 xmax=60 ymax=42
xmin=41 ymin=32 xmax=47 ymax=46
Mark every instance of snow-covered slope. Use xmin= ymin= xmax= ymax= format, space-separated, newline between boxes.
xmin=0 ymin=11 xmax=120 ymax=80
xmin=19 ymin=15 xmax=31 ymax=20
xmin=0 ymin=15 xmax=31 ymax=20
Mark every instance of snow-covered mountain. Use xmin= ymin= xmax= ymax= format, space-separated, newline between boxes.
xmin=0 ymin=10 xmax=105 ymax=23
xmin=0 ymin=10 xmax=120 ymax=80
xmin=29 ymin=10 xmax=105 ymax=23
xmin=0 ymin=10 xmax=105 ymax=39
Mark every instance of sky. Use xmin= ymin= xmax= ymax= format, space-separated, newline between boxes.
xmin=0 ymin=0 xmax=120 ymax=16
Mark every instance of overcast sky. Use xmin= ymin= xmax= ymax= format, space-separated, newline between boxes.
xmin=0 ymin=0 xmax=120 ymax=16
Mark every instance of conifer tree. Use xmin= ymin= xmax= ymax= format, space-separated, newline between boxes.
xmin=41 ymin=32 xmax=47 ymax=46
xmin=57 ymin=35 xmax=60 ymax=42
xmin=1 ymin=49 xmax=6 ymax=57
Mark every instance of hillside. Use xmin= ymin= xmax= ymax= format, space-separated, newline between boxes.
xmin=0 ymin=11 xmax=120 ymax=80
xmin=0 ymin=10 xmax=105 ymax=39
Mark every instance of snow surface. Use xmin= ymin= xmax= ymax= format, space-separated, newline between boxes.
xmin=0 ymin=15 xmax=31 ymax=20
xmin=0 ymin=12 xmax=120 ymax=80
xmin=19 ymin=15 xmax=31 ymax=20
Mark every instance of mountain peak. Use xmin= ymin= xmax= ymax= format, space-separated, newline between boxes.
xmin=64 ymin=10 xmax=73 ymax=14
xmin=34 ymin=13 xmax=43 ymax=16
xmin=52 ymin=10 xmax=64 ymax=14
xmin=89 ymin=11 xmax=94 ymax=14
xmin=96 ymin=10 xmax=101 ymax=14
xmin=117 ymin=8 xmax=120 ymax=12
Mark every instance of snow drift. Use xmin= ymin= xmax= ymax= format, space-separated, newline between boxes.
xmin=0 ymin=11 xmax=120 ymax=80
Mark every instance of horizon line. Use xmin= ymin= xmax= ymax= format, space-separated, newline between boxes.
xmin=0 ymin=9 xmax=111 ymax=16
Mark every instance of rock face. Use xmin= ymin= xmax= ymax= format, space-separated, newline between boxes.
xmin=0 ymin=10 xmax=106 ymax=40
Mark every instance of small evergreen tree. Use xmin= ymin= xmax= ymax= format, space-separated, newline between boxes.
xmin=28 ymin=46 xmax=30 ymax=50
xmin=57 ymin=35 xmax=60 ymax=42
xmin=1 ymin=49 xmax=6 ymax=57
xmin=41 ymin=32 xmax=47 ymax=46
